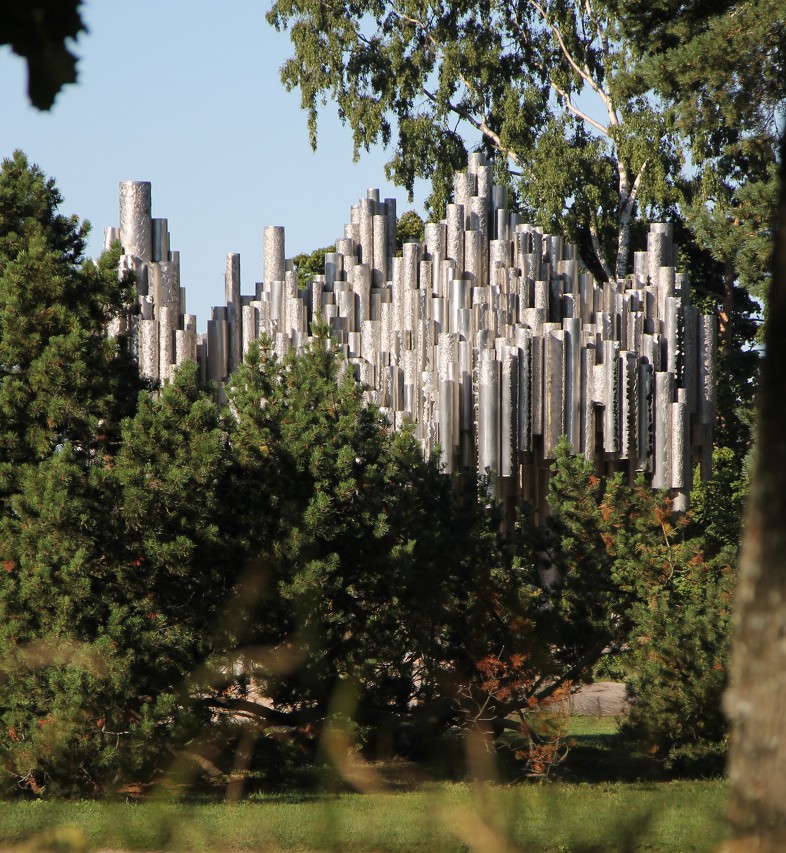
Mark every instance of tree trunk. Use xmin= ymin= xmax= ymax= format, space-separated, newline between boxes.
xmin=723 ymin=129 xmax=786 ymax=850
xmin=720 ymin=258 xmax=735 ymax=349
xmin=615 ymin=155 xmax=644 ymax=280
xmin=616 ymin=206 xmax=632 ymax=280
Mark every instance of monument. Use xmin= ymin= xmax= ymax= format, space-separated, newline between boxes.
xmin=106 ymin=153 xmax=716 ymax=519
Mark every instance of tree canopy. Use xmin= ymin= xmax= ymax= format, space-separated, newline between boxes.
xmin=0 ymin=151 xmax=139 ymax=507
xmin=216 ymin=328 xmax=500 ymax=738
xmin=267 ymin=0 xmax=683 ymax=279
xmin=268 ymin=0 xmax=782 ymax=465
xmin=614 ymin=0 xmax=784 ymax=471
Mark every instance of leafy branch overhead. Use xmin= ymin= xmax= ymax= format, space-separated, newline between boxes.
xmin=1 ymin=0 xmax=86 ymax=110
xmin=268 ymin=0 xmax=781 ymax=461
xmin=267 ymin=0 xmax=679 ymax=279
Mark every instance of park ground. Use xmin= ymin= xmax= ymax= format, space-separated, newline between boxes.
xmin=0 ymin=711 xmax=729 ymax=853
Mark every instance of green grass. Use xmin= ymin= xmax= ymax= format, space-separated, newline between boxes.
xmin=556 ymin=715 xmax=670 ymax=784
xmin=0 ymin=780 xmax=728 ymax=852
xmin=0 ymin=717 xmax=727 ymax=852
xmin=566 ymin=716 xmax=622 ymax=737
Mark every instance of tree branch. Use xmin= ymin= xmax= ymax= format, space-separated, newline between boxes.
xmin=527 ymin=0 xmax=600 ymax=95
xmin=204 ymin=697 xmax=318 ymax=727
xmin=551 ymin=83 xmax=608 ymax=135
xmin=533 ymin=639 xmax=612 ymax=703
xmin=627 ymin=159 xmax=648 ymax=213
xmin=590 ymin=216 xmax=614 ymax=280
xmin=394 ymin=5 xmax=521 ymax=167
xmin=422 ymin=87 xmax=520 ymax=166
xmin=528 ymin=0 xmax=620 ymax=133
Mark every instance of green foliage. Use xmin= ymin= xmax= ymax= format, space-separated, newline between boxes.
xmin=672 ymin=215 xmax=761 ymax=459
xmin=267 ymin=0 xmax=680 ymax=277
xmin=512 ymin=440 xmax=735 ymax=769
xmin=0 ymin=0 xmax=86 ymax=109
xmin=395 ymin=210 xmax=424 ymax=252
xmin=622 ymin=563 xmax=733 ymax=772
xmin=268 ymin=0 xmax=773 ymax=461
xmin=618 ymin=0 xmax=784 ymax=458
xmin=458 ymin=443 xmax=668 ymax=736
xmin=292 ymin=245 xmax=335 ymax=288
xmin=520 ymin=442 xmax=666 ymax=677
xmin=0 ymin=157 xmax=229 ymax=795
xmin=226 ymin=327 xmax=495 ymax=737
xmin=0 ymin=151 xmax=139 ymax=507
xmin=110 ymin=362 xmax=248 ymax=683
xmin=0 ymin=153 xmax=741 ymax=796
xmin=615 ymin=448 xmax=744 ymax=771
xmin=689 ymin=448 xmax=748 ymax=563
xmin=0 ymin=365 xmax=243 ymax=795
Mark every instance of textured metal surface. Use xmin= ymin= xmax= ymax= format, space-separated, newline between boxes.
xmin=464 ymin=230 xmax=481 ymax=285
xmin=358 ymin=197 xmax=374 ymax=270
xmin=263 ymin=226 xmax=285 ymax=286
xmin=500 ymin=346 xmax=518 ymax=477
xmin=175 ymin=326 xmax=197 ymax=366
xmin=446 ymin=204 xmax=464 ymax=275
xmin=563 ymin=317 xmax=581 ymax=453
xmin=151 ymin=218 xmax=169 ymax=263
xmin=424 ymin=222 xmax=445 ymax=261
xmin=158 ymin=305 xmax=176 ymax=383
xmin=652 ymin=371 xmax=675 ymax=489
xmin=138 ymin=317 xmax=158 ymax=380
xmin=119 ymin=181 xmax=152 ymax=261
xmin=372 ymin=215 xmax=387 ymax=287
xmin=225 ymin=253 xmax=242 ymax=373
xmin=111 ymin=155 xmax=716 ymax=518
xmin=544 ymin=329 xmax=565 ymax=459
xmin=602 ymin=339 xmax=620 ymax=454
xmin=477 ymin=350 xmax=500 ymax=477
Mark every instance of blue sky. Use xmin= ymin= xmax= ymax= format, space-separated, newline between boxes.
xmin=0 ymin=0 xmax=430 ymax=329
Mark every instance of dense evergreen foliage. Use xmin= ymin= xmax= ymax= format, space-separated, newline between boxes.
xmin=0 ymin=153 xmax=741 ymax=795
xmin=220 ymin=328 xmax=499 ymax=739
xmin=518 ymin=441 xmax=735 ymax=770
xmin=0 ymin=152 xmax=139 ymax=506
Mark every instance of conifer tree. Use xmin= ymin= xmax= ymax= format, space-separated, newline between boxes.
xmin=0 ymin=151 xmax=138 ymax=508
xmin=622 ymin=562 xmax=733 ymax=771
xmin=511 ymin=440 xmax=734 ymax=767
xmin=0 ymin=153 xmax=148 ymax=794
xmin=0 ymin=363 xmax=249 ymax=795
xmin=221 ymin=329 xmax=494 ymax=738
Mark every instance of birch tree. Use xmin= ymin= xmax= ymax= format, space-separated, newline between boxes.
xmin=267 ymin=0 xmax=678 ymax=279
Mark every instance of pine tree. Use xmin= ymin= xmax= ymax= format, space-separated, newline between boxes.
xmin=0 ymin=153 xmax=149 ymax=795
xmin=222 ymin=328 xmax=494 ymax=740
xmin=0 ymin=150 xmax=138 ymax=507
xmin=0 ymin=362 xmax=249 ymax=795
xmin=516 ymin=439 xmax=734 ymax=769
xmin=621 ymin=561 xmax=733 ymax=772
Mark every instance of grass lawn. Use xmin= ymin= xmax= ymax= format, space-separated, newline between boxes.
xmin=0 ymin=717 xmax=728 ymax=852
xmin=566 ymin=716 xmax=622 ymax=737
xmin=0 ymin=779 xmax=728 ymax=852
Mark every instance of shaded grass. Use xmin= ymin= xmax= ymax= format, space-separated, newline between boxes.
xmin=557 ymin=715 xmax=669 ymax=783
xmin=0 ymin=717 xmax=727 ymax=851
xmin=566 ymin=716 xmax=622 ymax=737
xmin=0 ymin=780 xmax=728 ymax=852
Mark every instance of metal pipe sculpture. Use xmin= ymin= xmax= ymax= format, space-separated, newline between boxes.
xmin=109 ymin=153 xmax=716 ymax=519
